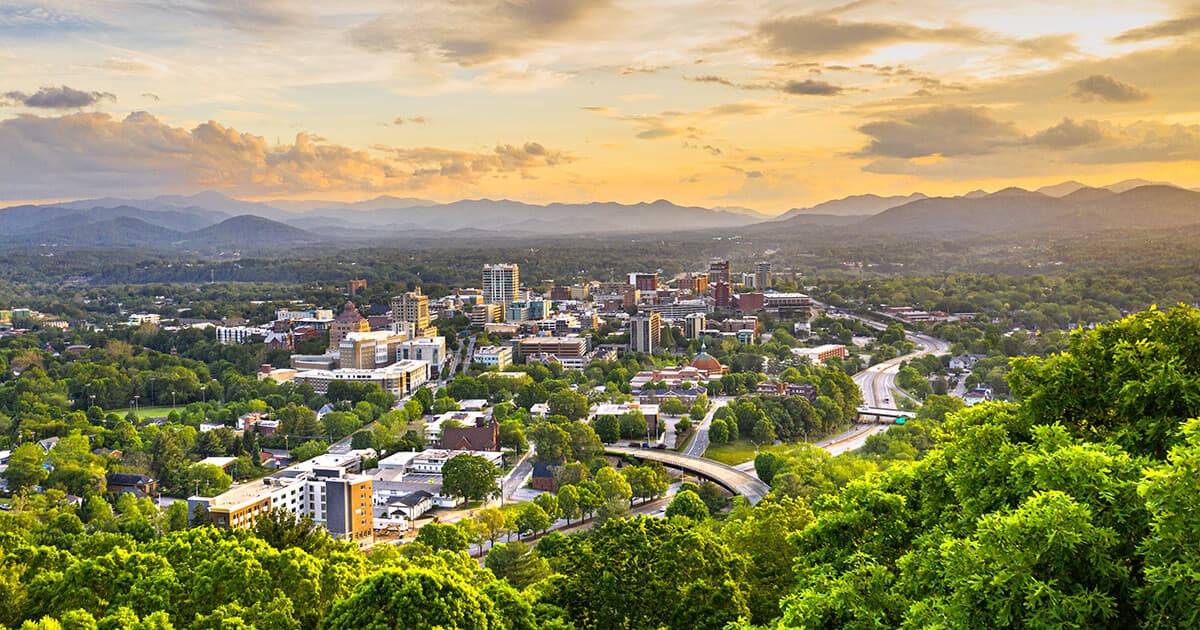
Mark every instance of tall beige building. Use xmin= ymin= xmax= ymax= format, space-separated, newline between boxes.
xmin=391 ymin=288 xmax=431 ymax=335
xmin=630 ymin=312 xmax=662 ymax=354
xmin=482 ymin=264 xmax=520 ymax=306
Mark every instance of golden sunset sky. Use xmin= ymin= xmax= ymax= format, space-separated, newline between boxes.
xmin=2 ymin=0 xmax=1199 ymax=213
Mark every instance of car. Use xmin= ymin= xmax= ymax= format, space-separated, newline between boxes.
xmin=857 ymin=404 xmax=870 ymax=412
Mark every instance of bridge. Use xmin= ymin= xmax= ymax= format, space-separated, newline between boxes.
xmin=605 ymin=445 xmax=770 ymax=505
xmin=857 ymin=406 xmax=913 ymax=423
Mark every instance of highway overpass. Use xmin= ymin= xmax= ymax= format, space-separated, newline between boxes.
xmin=606 ymin=445 xmax=770 ymax=505
xmin=857 ymin=406 xmax=913 ymax=423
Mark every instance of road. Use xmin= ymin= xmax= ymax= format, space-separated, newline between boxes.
xmin=606 ymin=445 xmax=770 ymax=504
xmin=829 ymin=330 xmax=951 ymax=455
xmin=682 ymin=397 xmax=731 ymax=457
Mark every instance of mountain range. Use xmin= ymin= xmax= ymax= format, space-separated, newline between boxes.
xmin=1 ymin=179 xmax=1197 ymax=248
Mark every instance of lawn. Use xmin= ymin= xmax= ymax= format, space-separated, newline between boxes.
xmin=129 ymin=405 xmax=178 ymax=419
xmin=703 ymin=439 xmax=762 ymax=465
xmin=704 ymin=439 xmax=825 ymax=466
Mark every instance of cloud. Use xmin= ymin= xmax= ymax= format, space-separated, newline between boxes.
xmin=142 ymin=93 xmax=160 ymax=101
xmin=1029 ymin=118 xmax=1105 ymax=148
xmin=393 ymin=116 xmax=429 ymax=125
xmin=348 ymin=0 xmax=614 ymax=65
xmin=378 ymin=142 xmax=572 ymax=178
xmin=1114 ymin=13 xmax=1200 ymax=42
xmin=0 ymin=111 xmax=570 ymax=199
xmin=691 ymin=75 xmax=736 ymax=87
xmin=154 ymin=0 xmax=303 ymax=32
xmin=596 ymin=101 xmax=777 ymax=141
xmin=94 ymin=58 xmax=165 ymax=75
xmin=755 ymin=14 xmax=984 ymax=58
xmin=1070 ymin=74 xmax=1150 ymax=102
xmin=857 ymin=108 xmax=1200 ymax=175
xmin=781 ymin=79 xmax=844 ymax=95
xmin=855 ymin=106 xmax=1022 ymax=158
xmin=2 ymin=85 xmax=115 ymax=109
xmin=1011 ymin=34 xmax=1079 ymax=59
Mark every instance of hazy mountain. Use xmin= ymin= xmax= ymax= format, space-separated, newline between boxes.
xmin=294 ymin=198 xmax=757 ymax=234
xmin=856 ymin=185 xmax=1200 ymax=236
xmin=1104 ymin=178 xmax=1177 ymax=194
xmin=181 ymin=215 xmax=321 ymax=245
xmin=57 ymin=191 xmax=287 ymax=220
xmin=776 ymin=193 xmax=928 ymax=219
xmin=1036 ymin=181 xmax=1088 ymax=197
xmin=0 ymin=204 xmax=217 ymax=235
xmin=6 ymin=216 xmax=183 ymax=247
xmin=963 ymin=189 xmax=989 ymax=199
xmin=713 ymin=206 xmax=775 ymax=220
xmin=268 ymin=195 xmax=436 ymax=213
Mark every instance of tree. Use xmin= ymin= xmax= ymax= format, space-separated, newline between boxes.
xmin=514 ymin=503 xmax=552 ymax=537
xmin=752 ymin=418 xmax=776 ymax=447
xmin=441 ymin=454 xmax=501 ymax=502
xmin=619 ymin=411 xmax=648 ymax=440
xmin=547 ymin=389 xmax=588 ymax=421
xmin=413 ymin=387 xmax=435 ymax=414
xmin=565 ymin=423 xmax=603 ymax=462
xmin=533 ymin=492 xmax=559 ymax=521
xmin=350 ymin=430 xmax=374 ymax=450
xmin=918 ymin=394 xmax=966 ymax=422
xmin=709 ymin=417 xmax=729 ymax=444
xmin=252 ymin=507 xmax=331 ymax=554
xmin=660 ymin=397 xmax=687 ymax=416
xmin=592 ymin=414 xmax=620 ymax=444
xmin=322 ymin=568 xmax=498 ymax=629
xmin=666 ymin=489 xmax=709 ymax=520
xmin=674 ymin=416 xmax=692 ymax=437
xmin=498 ymin=420 xmax=527 ymax=453
xmin=623 ymin=465 xmax=669 ymax=505
xmin=476 ymin=506 xmax=508 ymax=543
xmin=186 ymin=463 xmax=232 ymax=496
xmin=5 ymin=443 xmax=48 ymax=492
xmin=542 ymin=517 xmax=748 ymax=630
xmin=755 ymin=451 xmax=783 ymax=484
xmin=556 ymin=485 xmax=582 ymax=525
xmin=485 ymin=541 xmax=551 ymax=589
xmin=432 ymin=396 xmax=460 ymax=414
xmin=528 ymin=424 xmax=570 ymax=464
xmin=415 ymin=522 xmax=469 ymax=551
xmin=321 ymin=411 xmax=363 ymax=440
xmin=290 ymin=440 xmax=328 ymax=462
xmin=595 ymin=466 xmax=632 ymax=507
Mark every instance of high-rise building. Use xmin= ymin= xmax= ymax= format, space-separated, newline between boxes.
xmin=711 ymin=282 xmax=732 ymax=309
xmin=328 ymin=301 xmax=370 ymax=352
xmin=754 ymin=261 xmax=773 ymax=289
xmin=629 ymin=272 xmax=659 ymax=291
xmin=678 ymin=273 xmax=708 ymax=295
xmin=708 ymin=259 xmax=731 ymax=286
xmin=683 ymin=313 xmax=706 ymax=340
xmin=482 ymin=264 xmax=520 ymax=306
xmin=391 ymin=288 xmax=430 ymax=333
xmin=630 ymin=312 xmax=662 ymax=353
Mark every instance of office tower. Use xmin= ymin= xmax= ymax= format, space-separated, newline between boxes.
xmin=754 ymin=261 xmax=772 ymax=289
xmin=707 ymin=259 xmax=731 ymax=286
xmin=630 ymin=312 xmax=662 ymax=353
xmin=391 ymin=288 xmax=430 ymax=332
xmin=482 ymin=263 xmax=520 ymax=305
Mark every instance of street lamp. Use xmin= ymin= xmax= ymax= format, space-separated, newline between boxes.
xmin=134 ymin=395 xmax=140 ymax=414
xmin=171 ymin=391 xmax=176 ymax=410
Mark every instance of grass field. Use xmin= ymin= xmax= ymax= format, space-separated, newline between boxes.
xmin=129 ymin=405 xmax=178 ymax=418
xmin=704 ymin=439 xmax=825 ymax=466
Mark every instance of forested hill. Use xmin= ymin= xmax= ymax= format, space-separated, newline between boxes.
xmin=4 ymin=307 xmax=1200 ymax=627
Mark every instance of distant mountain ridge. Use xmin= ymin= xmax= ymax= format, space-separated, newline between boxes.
xmin=3 ymin=179 xmax=1196 ymax=248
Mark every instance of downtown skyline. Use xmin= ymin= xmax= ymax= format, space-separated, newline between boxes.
xmin=2 ymin=0 xmax=1199 ymax=212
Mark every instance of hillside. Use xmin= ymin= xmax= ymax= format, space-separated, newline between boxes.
xmin=6 ymin=216 xmax=184 ymax=247
xmin=182 ymin=215 xmax=321 ymax=245
xmin=776 ymin=192 xmax=928 ymax=219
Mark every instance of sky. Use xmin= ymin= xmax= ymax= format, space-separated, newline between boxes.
xmin=1 ymin=0 xmax=1199 ymax=213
